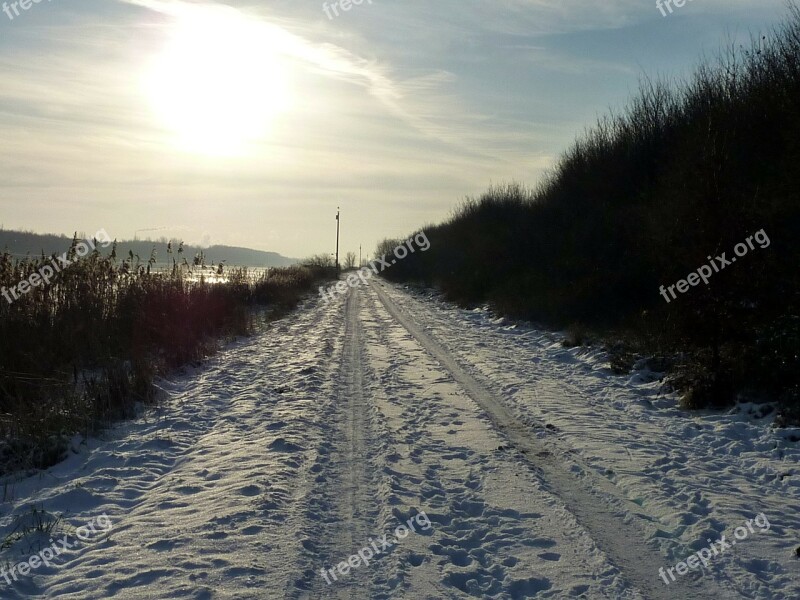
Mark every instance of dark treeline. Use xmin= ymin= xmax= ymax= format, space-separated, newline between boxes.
xmin=381 ymin=7 xmax=800 ymax=418
xmin=0 ymin=230 xmax=298 ymax=268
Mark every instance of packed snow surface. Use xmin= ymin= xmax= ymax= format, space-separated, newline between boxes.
xmin=1 ymin=281 xmax=797 ymax=599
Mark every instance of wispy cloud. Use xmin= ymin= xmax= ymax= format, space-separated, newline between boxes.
xmin=118 ymin=0 xmax=473 ymax=148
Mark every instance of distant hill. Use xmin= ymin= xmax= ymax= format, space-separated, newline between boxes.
xmin=0 ymin=230 xmax=298 ymax=268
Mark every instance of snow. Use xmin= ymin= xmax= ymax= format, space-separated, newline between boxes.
xmin=0 ymin=282 xmax=797 ymax=598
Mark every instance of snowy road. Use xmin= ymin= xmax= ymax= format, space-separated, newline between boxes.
xmin=1 ymin=282 xmax=797 ymax=599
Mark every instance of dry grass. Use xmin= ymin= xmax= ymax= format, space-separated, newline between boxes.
xmin=0 ymin=237 xmax=333 ymax=474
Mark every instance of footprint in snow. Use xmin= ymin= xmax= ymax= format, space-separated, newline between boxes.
xmin=269 ymin=438 xmax=303 ymax=452
xmin=407 ymin=553 xmax=425 ymax=567
xmin=508 ymin=577 xmax=552 ymax=596
xmin=239 ymin=484 xmax=261 ymax=497
xmin=538 ymin=552 xmax=561 ymax=561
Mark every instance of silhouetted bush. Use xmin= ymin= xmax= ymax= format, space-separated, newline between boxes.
xmin=0 ymin=239 xmax=331 ymax=474
xmin=382 ymin=6 xmax=800 ymax=415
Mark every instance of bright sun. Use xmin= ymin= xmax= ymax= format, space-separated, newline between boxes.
xmin=145 ymin=10 xmax=290 ymax=156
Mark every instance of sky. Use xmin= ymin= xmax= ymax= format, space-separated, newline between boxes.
xmin=0 ymin=0 xmax=790 ymax=260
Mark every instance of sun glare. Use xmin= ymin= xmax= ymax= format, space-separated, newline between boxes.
xmin=145 ymin=10 xmax=290 ymax=156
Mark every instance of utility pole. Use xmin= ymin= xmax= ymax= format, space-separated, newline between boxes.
xmin=359 ymin=245 xmax=362 ymax=267
xmin=335 ymin=207 xmax=340 ymax=277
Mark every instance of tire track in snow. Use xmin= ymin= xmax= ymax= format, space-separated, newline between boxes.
xmin=297 ymin=290 xmax=375 ymax=600
xmin=371 ymin=280 xmax=720 ymax=600
xmin=358 ymin=286 xmax=632 ymax=598
xmin=380 ymin=285 xmax=799 ymax=598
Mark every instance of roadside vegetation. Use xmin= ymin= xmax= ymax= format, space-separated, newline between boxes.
xmin=380 ymin=6 xmax=800 ymax=422
xmin=0 ymin=237 xmax=334 ymax=475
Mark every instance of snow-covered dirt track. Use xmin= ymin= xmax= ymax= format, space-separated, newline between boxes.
xmin=1 ymin=282 xmax=797 ymax=599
